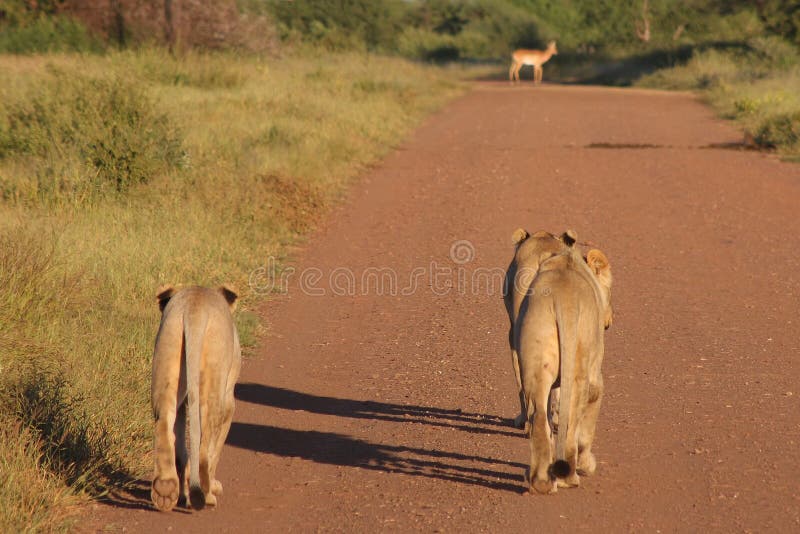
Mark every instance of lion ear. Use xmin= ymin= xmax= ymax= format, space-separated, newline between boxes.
xmin=219 ymin=284 xmax=239 ymax=312
xmin=586 ymin=249 xmax=609 ymax=272
xmin=511 ymin=228 xmax=529 ymax=245
xmin=586 ymin=249 xmax=612 ymax=286
xmin=561 ymin=229 xmax=577 ymax=247
xmin=156 ymin=285 xmax=177 ymax=312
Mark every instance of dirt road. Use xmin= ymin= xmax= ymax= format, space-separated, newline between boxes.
xmin=90 ymin=83 xmax=800 ymax=532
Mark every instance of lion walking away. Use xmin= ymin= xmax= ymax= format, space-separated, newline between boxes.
xmin=515 ymin=246 xmax=612 ymax=493
xmin=150 ymin=285 xmax=242 ymax=512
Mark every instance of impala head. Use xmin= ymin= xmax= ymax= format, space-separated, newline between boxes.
xmin=548 ymin=40 xmax=558 ymax=55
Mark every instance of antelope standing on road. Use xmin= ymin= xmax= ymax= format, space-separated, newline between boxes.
xmin=509 ymin=41 xmax=558 ymax=84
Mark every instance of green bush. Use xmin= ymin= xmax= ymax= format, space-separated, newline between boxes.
xmin=267 ymin=0 xmax=405 ymax=51
xmin=396 ymin=0 xmax=548 ymax=61
xmin=0 ymin=14 xmax=103 ymax=54
xmin=756 ymin=0 xmax=800 ymax=47
xmin=754 ymin=112 xmax=800 ymax=150
xmin=265 ymin=0 xmax=552 ymax=60
xmin=0 ymin=70 xmax=184 ymax=200
xmin=397 ymin=28 xmax=461 ymax=62
xmin=637 ymin=48 xmax=741 ymax=90
xmin=733 ymin=97 xmax=759 ymax=115
xmin=260 ymin=0 xmax=787 ymax=62
xmin=748 ymin=36 xmax=800 ymax=71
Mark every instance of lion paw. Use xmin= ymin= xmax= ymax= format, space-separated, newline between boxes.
xmin=205 ymin=491 xmax=218 ymax=507
xmin=211 ymin=479 xmax=223 ymax=496
xmin=526 ymin=467 xmax=557 ymax=494
xmin=556 ymin=473 xmax=580 ymax=488
xmin=532 ymin=478 xmax=556 ymax=494
xmin=152 ymin=477 xmax=180 ymax=512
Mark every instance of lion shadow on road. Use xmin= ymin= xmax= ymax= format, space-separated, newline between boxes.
xmin=235 ymin=383 xmax=519 ymax=438
xmin=226 ymin=422 xmax=528 ymax=493
xmin=92 ymin=477 xmax=194 ymax=514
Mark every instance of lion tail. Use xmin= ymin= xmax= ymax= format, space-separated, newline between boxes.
xmin=184 ymin=306 xmax=208 ymax=510
xmin=550 ymin=298 xmax=577 ymax=479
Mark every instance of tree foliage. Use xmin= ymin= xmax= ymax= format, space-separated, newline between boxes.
xmin=262 ymin=0 xmax=796 ymax=59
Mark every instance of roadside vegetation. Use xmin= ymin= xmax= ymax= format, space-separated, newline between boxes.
xmin=637 ymin=38 xmax=800 ymax=159
xmin=2 ymin=0 xmax=799 ymax=530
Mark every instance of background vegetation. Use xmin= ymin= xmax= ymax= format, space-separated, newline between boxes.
xmin=246 ymin=0 xmax=800 ymax=157
xmin=1 ymin=0 xmax=799 ymax=530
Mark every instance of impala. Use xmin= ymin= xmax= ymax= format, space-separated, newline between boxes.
xmin=509 ymin=41 xmax=558 ymax=84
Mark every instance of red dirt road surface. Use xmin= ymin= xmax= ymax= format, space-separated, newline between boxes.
xmin=87 ymin=83 xmax=800 ymax=532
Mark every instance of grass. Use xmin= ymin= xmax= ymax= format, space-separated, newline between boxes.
xmin=0 ymin=48 xmax=463 ymax=531
xmin=0 ymin=67 xmax=185 ymax=200
xmin=637 ymin=36 xmax=800 ymax=159
xmin=0 ymin=413 xmax=81 ymax=533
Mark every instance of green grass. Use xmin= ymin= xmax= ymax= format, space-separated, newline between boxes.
xmin=0 ymin=49 xmax=462 ymax=530
xmin=637 ymin=37 xmax=800 ymax=158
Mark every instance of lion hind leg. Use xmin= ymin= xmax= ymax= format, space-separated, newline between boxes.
xmin=151 ymin=407 xmax=180 ymax=511
xmin=196 ymin=399 xmax=217 ymax=507
xmin=510 ymin=347 xmax=529 ymax=430
xmin=174 ymin=401 xmax=189 ymax=506
xmin=577 ymin=377 xmax=604 ymax=476
xmin=208 ymin=391 xmax=235 ymax=500
xmin=528 ymin=375 xmax=557 ymax=494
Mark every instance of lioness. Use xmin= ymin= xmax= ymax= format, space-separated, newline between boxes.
xmin=515 ymin=247 xmax=612 ymax=494
xmin=503 ymin=229 xmax=576 ymax=429
xmin=150 ymin=285 xmax=241 ymax=511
